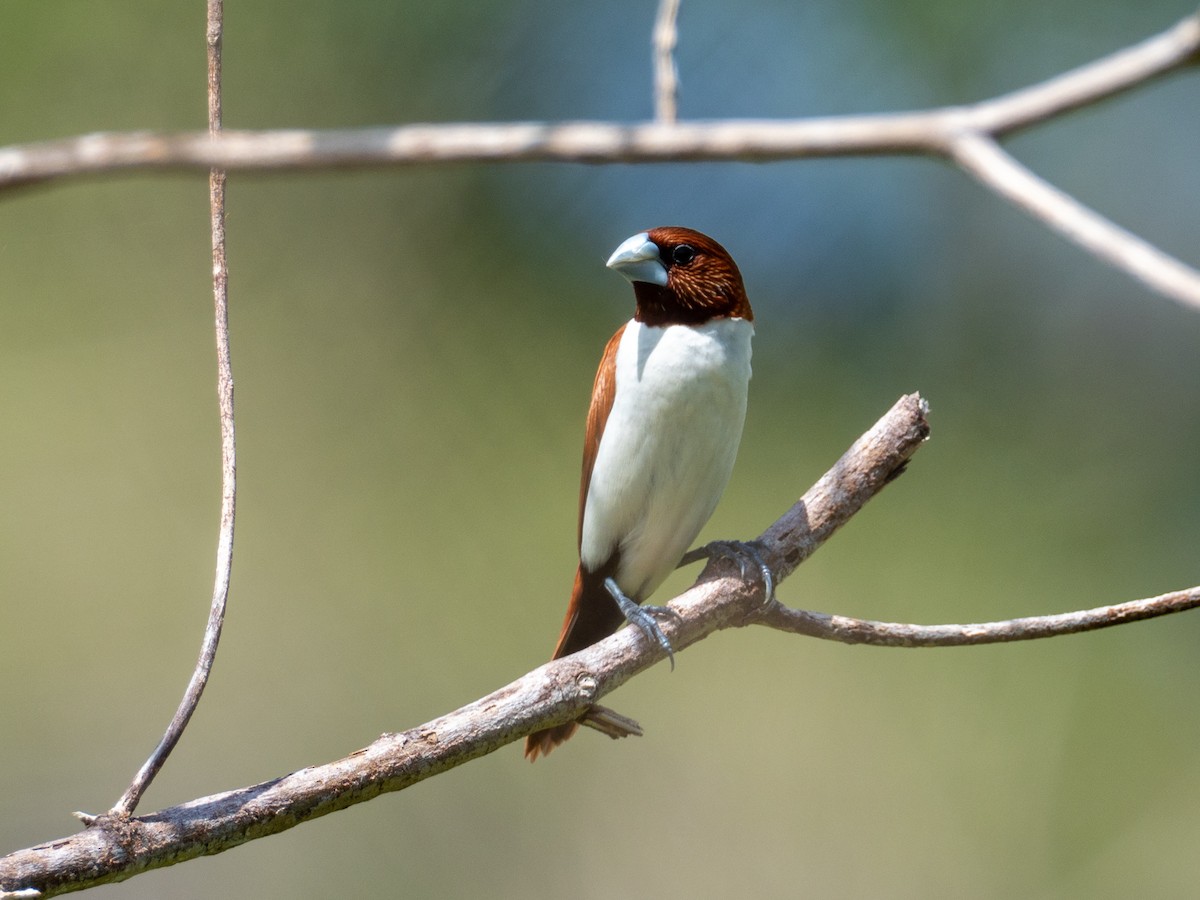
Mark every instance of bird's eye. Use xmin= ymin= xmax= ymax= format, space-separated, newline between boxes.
xmin=671 ymin=244 xmax=696 ymax=266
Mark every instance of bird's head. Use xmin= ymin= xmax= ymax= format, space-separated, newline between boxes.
xmin=606 ymin=226 xmax=753 ymax=326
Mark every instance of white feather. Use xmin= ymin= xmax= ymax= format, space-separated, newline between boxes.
xmin=580 ymin=316 xmax=753 ymax=599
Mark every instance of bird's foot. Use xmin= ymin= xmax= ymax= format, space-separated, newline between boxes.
xmin=604 ymin=577 xmax=677 ymax=670
xmin=689 ymin=539 xmax=776 ymax=606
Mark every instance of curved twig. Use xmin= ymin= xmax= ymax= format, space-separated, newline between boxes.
xmin=761 ymin=586 xmax=1200 ymax=647
xmin=103 ymin=0 xmax=237 ymax=820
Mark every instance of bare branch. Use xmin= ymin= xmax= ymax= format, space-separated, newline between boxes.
xmin=960 ymin=11 xmax=1200 ymax=134
xmin=0 ymin=118 xmax=951 ymax=182
xmin=949 ymin=132 xmax=1200 ymax=308
xmin=0 ymin=394 xmax=930 ymax=897
xmin=104 ymin=0 xmax=237 ymax=820
xmin=761 ymin=586 xmax=1200 ymax=647
xmin=0 ymin=11 xmax=1193 ymax=181
xmin=653 ymin=0 xmax=681 ymax=124
xmin=0 ymin=10 xmax=1196 ymax=308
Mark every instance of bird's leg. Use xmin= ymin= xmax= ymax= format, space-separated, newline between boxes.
xmin=683 ymin=539 xmax=776 ymax=605
xmin=603 ymin=577 xmax=677 ymax=670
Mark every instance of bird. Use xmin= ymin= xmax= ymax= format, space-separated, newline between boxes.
xmin=524 ymin=226 xmax=758 ymax=761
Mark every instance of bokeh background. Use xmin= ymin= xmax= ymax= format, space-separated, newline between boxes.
xmin=2 ymin=1 xmax=1199 ymax=897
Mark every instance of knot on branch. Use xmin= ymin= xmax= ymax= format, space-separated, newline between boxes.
xmin=574 ymin=672 xmax=599 ymax=701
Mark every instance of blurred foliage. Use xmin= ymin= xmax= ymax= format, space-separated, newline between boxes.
xmin=1 ymin=1 xmax=1198 ymax=898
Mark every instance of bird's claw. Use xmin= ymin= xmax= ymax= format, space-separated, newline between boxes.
xmin=693 ymin=540 xmax=776 ymax=606
xmin=642 ymin=604 xmax=683 ymax=626
xmin=604 ymin=577 xmax=677 ymax=670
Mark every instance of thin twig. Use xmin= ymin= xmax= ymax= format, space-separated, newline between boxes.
xmin=761 ymin=586 xmax=1200 ymax=646
xmin=653 ymin=0 xmax=681 ymax=123
xmin=105 ymin=0 xmax=236 ymax=820
xmin=0 ymin=11 xmax=1196 ymax=309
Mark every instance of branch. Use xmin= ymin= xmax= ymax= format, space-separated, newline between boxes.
xmin=0 ymin=394 xmax=930 ymax=897
xmin=103 ymin=0 xmax=237 ymax=820
xmin=653 ymin=0 xmax=681 ymax=124
xmin=8 ymin=9 xmax=1197 ymax=181
xmin=0 ymin=12 xmax=1196 ymax=307
xmin=949 ymin=133 xmax=1200 ymax=308
xmin=762 ymin=586 xmax=1200 ymax=646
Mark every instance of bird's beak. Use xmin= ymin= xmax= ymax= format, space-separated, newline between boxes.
xmin=606 ymin=233 xmax=668 ymax=286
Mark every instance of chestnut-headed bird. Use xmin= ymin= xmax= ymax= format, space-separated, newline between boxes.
xmin=525 ymin=227 xmax=757 ymax=760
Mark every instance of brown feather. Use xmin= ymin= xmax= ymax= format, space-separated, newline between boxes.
xmin=576 ymin=322 xmax=624 ymax=547
xmin=524 ymin=721 xmax=577 ymax=761
xmin=633 ymin=227 xmax=753 ymax=326
xmin=524 ymin=560 xmax=627 ymax=759
xmin=524 ymin=324 xmax=627 ymax=761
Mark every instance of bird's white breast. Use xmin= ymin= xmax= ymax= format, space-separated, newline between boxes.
xmin=580 ymin=317 xmax=753 ymax=600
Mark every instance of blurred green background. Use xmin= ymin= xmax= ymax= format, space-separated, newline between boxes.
xmin=2 ymin=1 xmax=1199 ymax=897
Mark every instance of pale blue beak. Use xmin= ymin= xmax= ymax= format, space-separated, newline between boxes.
xmin=606 ymin=232 xmax=669 ymax=286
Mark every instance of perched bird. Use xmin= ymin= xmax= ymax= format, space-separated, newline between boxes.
xmin=525 ymin=226 xmax=756 ymax=761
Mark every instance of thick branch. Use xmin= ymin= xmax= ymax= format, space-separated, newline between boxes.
xmin=0 ymin=394 xmax=929 ymax=897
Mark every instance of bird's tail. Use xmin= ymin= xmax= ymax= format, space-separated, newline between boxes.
xmin=524 ymin=720 xmax=579 ymax=761
xmin=524 ymin=565 xmax=627 ymax=760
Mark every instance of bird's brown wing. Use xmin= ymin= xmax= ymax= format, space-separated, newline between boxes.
xmin=525 ymin=323 xmax=628 ymax=761
xmin=576 ymin=322 xmax=624 ymax=549
xmin=555 ymin=320 xmax=628 ymax=658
